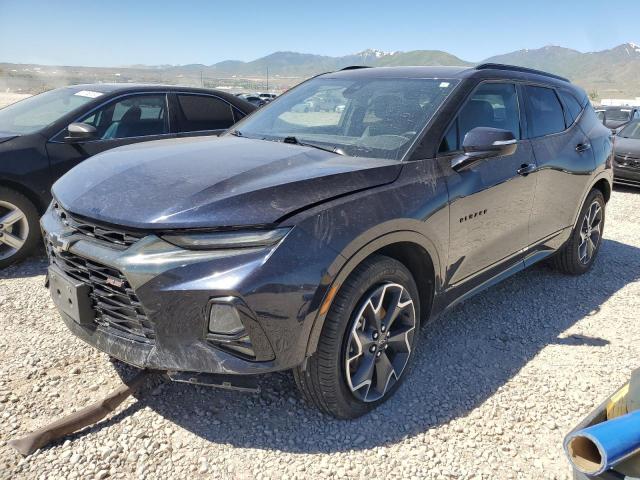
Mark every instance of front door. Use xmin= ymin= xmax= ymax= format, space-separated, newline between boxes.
xmin=439 ymin=82 xmax=537 ymax=285
xmin=46 ymin=93 xmax=174 ymax=182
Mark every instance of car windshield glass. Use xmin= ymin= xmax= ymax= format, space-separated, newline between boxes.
xmin=618 ymin=120 xmax=640 ymax=139
xmin=232 ymin=77 xmax=459 ymax=160
xmin=0 ymin=88 xmax=98 ymax=135
xmin=606 ymin=108 xmax=632 ymax=122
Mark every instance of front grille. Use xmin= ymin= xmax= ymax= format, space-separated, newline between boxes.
xmin=52 ymin=202 xmax=144 ymax=247
xmin=46 ymin=241 xmax=155 ymax=343
xmin=615 ymin=154 xmax=640 ymax=169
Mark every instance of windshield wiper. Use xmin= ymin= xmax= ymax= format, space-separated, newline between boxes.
xmin=229 ymin=129 xmax=243 ymax=137
xmin=282 ymin=136 xmax=345 ymax=155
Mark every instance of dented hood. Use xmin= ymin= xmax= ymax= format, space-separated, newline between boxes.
xmin=53 ymin=135 xmax=402 ymax=230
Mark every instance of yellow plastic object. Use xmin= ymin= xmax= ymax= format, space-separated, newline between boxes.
xmin=607 ymin=383 xmax=631 ymax=419
xmin=607 ymin=370 xmax=640 ymax=420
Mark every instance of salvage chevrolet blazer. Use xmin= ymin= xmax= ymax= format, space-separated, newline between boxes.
xmin=42 ymin=65 xmax=613 ymax=418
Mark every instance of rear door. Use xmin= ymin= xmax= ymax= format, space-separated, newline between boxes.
xmin=524 ymin=85 xmax=596 ymax=245
xmin=172 ymin=93 xmax=239 ymax=138
xmin=46 ymin=93 xmax=174 ymax=180
xmin=440 ymin=82 xmax=537 ymax=285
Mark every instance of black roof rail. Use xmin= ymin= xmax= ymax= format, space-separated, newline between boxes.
xmin=474 ymin=63 xmax=570 ymax=83
xmin=339 ymin=65 xmax=372 ymax=71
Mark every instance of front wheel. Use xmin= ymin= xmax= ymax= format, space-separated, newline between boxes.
xmin=0 ymin=187 xmax=41 ymax=269
xmin=552 ymin=189 xmax=605 ymax=275
xmin=294 ymin=255 xmax=420 ymax=419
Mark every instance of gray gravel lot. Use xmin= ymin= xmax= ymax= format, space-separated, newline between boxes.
xmin=1 ymin=187 xmax=639 ymax=480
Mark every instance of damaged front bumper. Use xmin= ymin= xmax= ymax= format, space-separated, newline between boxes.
xmin=40 ymin=207 xmax=299 ymax=377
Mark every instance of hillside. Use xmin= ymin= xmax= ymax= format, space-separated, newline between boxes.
xmin=2 ymin=43 xmax=640 ymax=98
xmin=484 ymin=43 xmax=640 ymax=98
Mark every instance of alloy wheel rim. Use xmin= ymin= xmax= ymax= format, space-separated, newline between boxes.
xmin=0 ymin=200 xmax=29 ymax=260
xmin=578 ymin=200 xmax=602 ymax=265
xmin=344 ymin=283 xmax=416 ymax=403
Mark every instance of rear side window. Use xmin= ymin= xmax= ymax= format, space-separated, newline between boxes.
xmin=439 ymin=82 xmax=520 ymax=153
xmin=524 ymin=86 xmax=566 ymax=138
xmin=558 ymin=90 xmax=583 ymax=124
xmin=177 ymin=94 xmax=235 ymax=132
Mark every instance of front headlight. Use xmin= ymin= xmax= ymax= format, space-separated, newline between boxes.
xmin=161 ymin=227 xmax=290 ymax=250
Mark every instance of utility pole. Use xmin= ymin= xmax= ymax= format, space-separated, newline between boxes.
xmin=266 ymin=66 xmax=269 ymax=93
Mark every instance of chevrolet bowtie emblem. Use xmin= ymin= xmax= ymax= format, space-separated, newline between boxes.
xmin=48 ymin=231 xmax=74 ymax=252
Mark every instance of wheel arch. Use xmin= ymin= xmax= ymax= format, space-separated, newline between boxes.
xmin=0 ymin=179 xmax=47 ymax=213
xmin=592 ymin=177 xmax=611 ymax=203
xmin=303 ymin=230 xmax=442 ymax=360
xmin=570 ymin=172 xmax=613 ymax=228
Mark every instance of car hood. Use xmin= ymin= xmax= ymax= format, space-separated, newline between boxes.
xmin=0 ymin=132 xmax=18 ymax=144
xmin=615 ymin=136 xmax=640 ymax=157
xmin=53 ymin=136 xmax=403 ymax=230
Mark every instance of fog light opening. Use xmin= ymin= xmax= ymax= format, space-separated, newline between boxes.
xmin=206 ymin=297 xmax=257 ymax=359
xmin=208 ymin=298 xmax=245 ymax=336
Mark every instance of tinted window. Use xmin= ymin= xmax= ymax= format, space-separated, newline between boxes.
xmin=559 ymin=91 xmax=583 ymax=123
xmin=80 ymin=94 xmax=168 ymax=140
xmin=439 ymin=83 xmax=520 ymax=153
xmin=177 ymin=95 xmax=234 ymax=132
xmin=233 ymin=107 xmax=247 ymax=123
xmin=525 ymin=86 xmax=566 ymax=138
xmin=440 ymin=121 xmax=459 ymax=152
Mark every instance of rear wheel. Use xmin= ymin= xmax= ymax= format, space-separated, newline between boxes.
xmin=294 ymin=255 xmax=420 ymax=419
xmin=0 ymin=187 xmax=40 ymax=269
xmin=552 ymin=189 xmax=605 ymax=275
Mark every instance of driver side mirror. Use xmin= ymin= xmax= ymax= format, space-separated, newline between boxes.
xmin=64 ymin=122 xmax=97 ymax=143
xmin=451 ymin=127 xmax=518 ymax=171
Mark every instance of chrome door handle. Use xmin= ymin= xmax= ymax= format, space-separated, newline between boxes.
xmin=516 ymin=163 xmax=536 ymax=176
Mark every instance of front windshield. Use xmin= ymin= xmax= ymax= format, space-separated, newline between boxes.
xmin=0 ymin=87 xmax=99 ymax=135
xmin=232 ymin=76 xmax=459 ymax=160
xmin=618 ymin=120 xmax=640 ymax=139
xmin=606 ymin=108 xmax=632 ymax=122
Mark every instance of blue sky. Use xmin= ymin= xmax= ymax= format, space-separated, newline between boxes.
xmin=0 ymin=0 xmax=637 ymax=66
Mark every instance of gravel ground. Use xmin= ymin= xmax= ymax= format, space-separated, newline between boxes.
xmin=1 ymin=187 xmax=639 ymax=480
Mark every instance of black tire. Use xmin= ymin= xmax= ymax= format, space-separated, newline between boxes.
xmin=0 ymin=186 xmax=41 ymax=269
xmin=552 ymin=189 xmax=605 ymax=275
xmin=294 ymin=255 xmax=421 ymax=419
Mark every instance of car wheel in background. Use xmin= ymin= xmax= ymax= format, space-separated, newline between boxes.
xmin=294 ymin=255 xmax=420 ymax=419
xmin=553 ymin=189 xmax=606 ymax=275
xmin=0 ymin=187 xmax=41 ymax=268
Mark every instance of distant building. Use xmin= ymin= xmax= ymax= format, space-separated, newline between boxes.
xmin=601 ymin=98 xmax=640 ymax=107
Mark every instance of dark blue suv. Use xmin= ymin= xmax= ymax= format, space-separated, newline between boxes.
xmin=42 ymin=65 xmax=613 ymax=418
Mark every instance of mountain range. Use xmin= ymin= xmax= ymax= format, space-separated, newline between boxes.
xmin=2 ymin=43 xmax=640 ymax=99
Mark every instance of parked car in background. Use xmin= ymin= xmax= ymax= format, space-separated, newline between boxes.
xmin=258 ymin=93 xmax=277 ymax=101
xmin=0 ymin=84 xmax=255 ymax=267
xmin=595 ymin=106 xmax=640 ymax=131
xmin=613 ymin=120 xmax=640 ymax=187
xmin=235 ymin=94 xmax=266 ymax=107
xmin=42 ymin=64 xmax=612 ymax=418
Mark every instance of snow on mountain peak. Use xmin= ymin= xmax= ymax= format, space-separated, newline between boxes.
xmin=355 ymin=49 xmax=396 ymax=58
